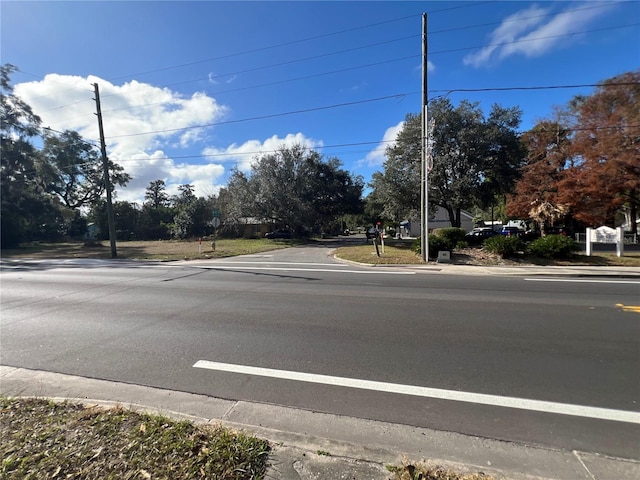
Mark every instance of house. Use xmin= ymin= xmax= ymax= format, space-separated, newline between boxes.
xmin=404 ymin=208 xmax=475 ymax=237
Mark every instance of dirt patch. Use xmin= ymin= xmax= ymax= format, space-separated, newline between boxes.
xmin=451 ymin=248 xmax=518 ymax=266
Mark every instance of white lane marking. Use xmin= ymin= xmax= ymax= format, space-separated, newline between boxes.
xmin=525 ymin=278 xmax=640 ymax=285
xmin=196 ymin=266 xmax=414 ymax=275
xmin=193 ymin=360 xmax=640 ymax=424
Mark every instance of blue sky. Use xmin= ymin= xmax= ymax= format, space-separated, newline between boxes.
xmin=2 ymin=1 xmax=638 ymax=204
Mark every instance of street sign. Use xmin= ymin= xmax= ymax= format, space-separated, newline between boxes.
xmin=212 ymin=217 xmax=221 ymax=228
xmin=212 ymin=209 xmax=221 ymax=218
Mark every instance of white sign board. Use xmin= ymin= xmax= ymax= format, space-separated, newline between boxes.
xmin=590 ymin=226 xmax=617 ymax=243
xmin=586 ymin=226 xmax=624 ymax=257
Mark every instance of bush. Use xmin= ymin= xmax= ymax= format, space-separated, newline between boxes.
xmin=484 ymin=235 xmax=525 ymax=258
xmin=412 ymin=234 xmax=451 ymax=259
xmin=436 ymin=228 xmax=467 ymax=249
xmin=527 ymin=234 xmax=580 ymax=258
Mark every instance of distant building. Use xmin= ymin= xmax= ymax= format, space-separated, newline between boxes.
xmin=405 ymin=208 xmax=475 ymax=237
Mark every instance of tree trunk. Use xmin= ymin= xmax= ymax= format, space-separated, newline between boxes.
xmin=446 ymin=206 xmax=456 ymax=228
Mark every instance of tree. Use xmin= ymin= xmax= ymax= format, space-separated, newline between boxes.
xmin=0 ymin=64 xmax=52 ymax=247
xmin=564 ymin=70 xmax=640 ymax=233
xmin=250 ymin=144 xmax=363 ymax=235
xmin=216 ymin=169 xmax=257 ymax=236
xmin=477 ymin=104 xmax=525 ymax=210
xmin=430 ymin=99 xmax=485 ymax=227
xmin=38 ymin=129 xmax=130 ymax=209
xmin=171 ymin=184 xmax=197 ymax=238
xmin=144 ymin=179 xmax=170 ymax=208
xmin=506 ymin=121 xmax=573 ymax=234
xmin=371 ymin=99 xmax=523 ymax=229
xmin=368 ymin=113 xmax=422 ymax=227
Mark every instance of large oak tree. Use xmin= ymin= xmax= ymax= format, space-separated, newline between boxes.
xmin=370 ymin=98 xmax=523 ymax=228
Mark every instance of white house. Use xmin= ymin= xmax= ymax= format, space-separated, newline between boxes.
xmin=404 ymin=208 xmax=475 ymax=237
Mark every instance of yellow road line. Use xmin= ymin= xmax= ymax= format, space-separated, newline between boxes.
xmin=616 ymin=304 xmax=640 ymax=313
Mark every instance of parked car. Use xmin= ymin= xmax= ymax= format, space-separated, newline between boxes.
xmin=500 ymin=226 xmax=523 ymax=237
xmin=464 ymin=227 xmax=500 ymax=245
xmin=264 ymin=229 xmax=292 ymax=239
xmin=521 ymin=229 xmax=541 ymax=241
xmin=366 ymin=227 xmax=380 ymax=240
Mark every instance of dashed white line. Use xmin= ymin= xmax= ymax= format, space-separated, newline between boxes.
xmin=193 ymin=360 xmax=640 ymax=424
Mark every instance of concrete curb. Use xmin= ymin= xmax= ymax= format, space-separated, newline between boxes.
xmin=2 ymin=366 xmax=639 ymax=480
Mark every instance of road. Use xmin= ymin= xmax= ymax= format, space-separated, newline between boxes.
xmin=1 ymin=243 xmax=639 ymax=459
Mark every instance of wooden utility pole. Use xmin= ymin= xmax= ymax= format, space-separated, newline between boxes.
xmin=93 ymin=83 xmax=117 ymax=258
xmin=421 ymin=13 xmax=429 ymax=262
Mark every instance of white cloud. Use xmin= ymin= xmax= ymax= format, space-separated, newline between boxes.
xmin=464 ymin=2 xmax=615 ymax=67
xmin=14 ymin=74 xmax=229 ymax=203
xmin=361 ymin=121 xmax=404 ymax=167
xmin=14 ymin=74 xmax=324 ymax=204
xmin=201 ymin=133 xmax=323 ymax=172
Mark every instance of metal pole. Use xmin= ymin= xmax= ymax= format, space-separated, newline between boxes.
xmin=421 ymin=13 xmax=429 ymax=262
xmin=93 ymin=83 xmax=117 ymax=258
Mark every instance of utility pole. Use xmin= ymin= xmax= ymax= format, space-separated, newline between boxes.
xmin=421 ymin=13 xmax=429 ymax=262
xmin=93 ymin=83 xmax=117 ymax=258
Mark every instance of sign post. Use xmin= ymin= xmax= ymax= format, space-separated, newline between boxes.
xmin=212 ymin=210 xmax=221 ymax=251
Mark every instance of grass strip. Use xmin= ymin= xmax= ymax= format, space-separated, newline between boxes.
xmin=1 ymin=397 xmax=270 ymax=480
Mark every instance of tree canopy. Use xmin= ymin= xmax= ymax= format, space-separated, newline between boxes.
xmin=370 ymin=98 xmax=523 ymax=228
xmin=222 ymin=144 xmax=364 ymax=235
xmin=508 ymin=70 xmax=639 ymax=234
xmin=39 ymin=129 xmax=130 ymax=209
xmin=1 ymin=64 xmax=130 ymax=247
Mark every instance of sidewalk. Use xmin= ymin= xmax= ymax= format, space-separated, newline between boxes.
xmin=399 ymin=264 xmax=640 ymax=277
xmin=2 ymin=366 xmax=639 ymax=480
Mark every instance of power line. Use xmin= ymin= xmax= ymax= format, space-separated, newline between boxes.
xmin=80 ymin=22 xmax=640 ymax=117
xmin=101 ymin=1 xmax=601 ymax=84
xmin=106 ymin=15 xmax=419 ymax=82
xmin=104 ymin=81 xmax=639 ymax=142
xmin=16 ymin=6 xmax=636 ymax=114
xmin=22 ymin=121 xmax=640 ymax=178
xmin=106 ymin=93 xmax=412 ymax=140
xmin=48 ymin=21 xmax=637 ymax=123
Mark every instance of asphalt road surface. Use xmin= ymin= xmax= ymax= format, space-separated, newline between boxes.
xmin=1 ymin=243 xmax=639 ymax=459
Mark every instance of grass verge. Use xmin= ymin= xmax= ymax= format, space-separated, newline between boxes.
xmin=4 ymin=239 xmax=638 ymax=267
xmin=0 ymin=239 xmax=309 ymax=262
xmin=334 ymin=244 xmax=640 ymax=267
xmin=334 ymin=243 xmax=424 ymax=265
xmin=1 ymin=397 xmax=270 ymax=480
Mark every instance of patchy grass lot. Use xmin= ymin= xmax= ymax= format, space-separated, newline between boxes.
xmin=2 ymin=237 xmax=638 ymax=267
xmin=0 ymin=239 xmax=303 ymax=262
xmin=0 ymin=397 xmax=270 ymax=480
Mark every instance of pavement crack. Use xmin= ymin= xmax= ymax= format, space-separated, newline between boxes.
xmin=573 ymin=450 xmax=597 ymax=480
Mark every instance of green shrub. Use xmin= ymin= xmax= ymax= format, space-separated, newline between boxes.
xmin=412 ymin=234 xmax=451 ymax=259
xmin=456 ymin=240 xmax=469 ymax=250
xmin=428 ymin=234 xmax=450 ymax=259
xmin=527 ymin=234 xmax=580 ymax=258
xmin=484 ymin=235 xmax=525 ymax=258
xmin=436 ymin=228 xmax=467 ymax=249
xmin=413 ymin=228 xmax=469 ymax=258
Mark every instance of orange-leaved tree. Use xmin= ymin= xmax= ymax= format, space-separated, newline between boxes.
xmin=560 ymin=70 xmax=640 ymax=234
xmin=506 ymin=121 xmax=572 ymax=235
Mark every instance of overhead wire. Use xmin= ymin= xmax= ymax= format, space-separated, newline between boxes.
xmin=45 ymin=20 xmax=638 ymax=129
xmin=16 ymin=2 xmax=632 ymax=112
xmin=9 ymin=2 xmax=637 ymax=178
xmin=21 ymin=120 xmax=640 ymax=179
